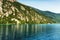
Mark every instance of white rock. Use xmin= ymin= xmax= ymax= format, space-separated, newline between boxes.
xmin=21 ymin=6 xmax=25 ymax=11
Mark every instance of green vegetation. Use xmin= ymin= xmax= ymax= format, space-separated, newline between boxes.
xmin=0 ymin=0 xmax=56 ymax=24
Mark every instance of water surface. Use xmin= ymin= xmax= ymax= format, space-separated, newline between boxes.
xmin=0 ymin=24 xmax=60 ymax=40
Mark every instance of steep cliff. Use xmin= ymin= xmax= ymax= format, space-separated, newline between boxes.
xmin=0 ymin=0 xmax=55 ymax=24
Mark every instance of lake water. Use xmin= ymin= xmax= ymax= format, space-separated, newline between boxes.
xmin=0 ymin=24 xmax=60 ymax=40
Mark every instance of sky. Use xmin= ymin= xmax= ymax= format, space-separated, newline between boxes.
xmin=17 ymin=0 xmax=60 ymax=13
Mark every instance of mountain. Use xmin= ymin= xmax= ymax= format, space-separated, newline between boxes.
xmin=41 ymin=11 xmax=60 ymax=23
xmin=55 ymin=14 xmax=60 ymax=23
xmin=34 ymin=8 xmax=60 ymax=23
xmin=0 ymin=0 xmax=56 ymax=24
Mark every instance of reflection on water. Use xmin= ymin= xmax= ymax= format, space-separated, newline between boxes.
xmin=0 ymin=24 xmax=60 ymax=40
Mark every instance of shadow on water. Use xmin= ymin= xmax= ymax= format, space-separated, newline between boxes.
xmin=0 ymin=24 xmax=60 ymax=40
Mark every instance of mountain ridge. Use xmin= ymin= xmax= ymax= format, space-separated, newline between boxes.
xmin=34 ymin=8 xmax=60 ymax=23
xmin=0 ymin=0 xmax=56 ymax=24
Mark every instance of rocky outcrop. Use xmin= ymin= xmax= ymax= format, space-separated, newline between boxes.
xmin=0 ymin=0 xmax=55 ymax=24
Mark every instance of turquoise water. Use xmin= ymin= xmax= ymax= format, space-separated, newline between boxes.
xmin=0 ymin=24 xmax=60 ymax=40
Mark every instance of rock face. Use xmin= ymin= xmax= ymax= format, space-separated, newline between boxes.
xmin=0 ymin=0 xmax=55 ymax=24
